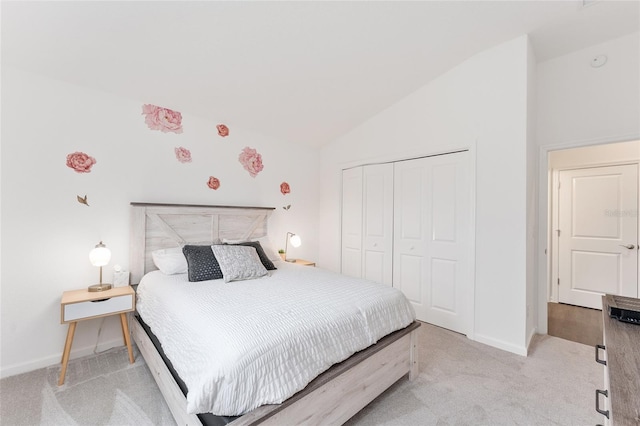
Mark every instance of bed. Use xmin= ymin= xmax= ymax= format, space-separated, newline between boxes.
xmin=129 ymin=202 xmax=420 ymax=425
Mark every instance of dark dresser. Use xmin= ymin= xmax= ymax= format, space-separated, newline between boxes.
xmin=595 ymin=295 xmax=640 ymax=425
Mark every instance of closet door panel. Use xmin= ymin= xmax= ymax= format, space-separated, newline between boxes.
xmin=341 ymin=167 xmax=363 ymax=278
xmin=363 ymin=251 xmax=385 ymax=284
xmin=398 ymin=253 xmax=424 ymax=303
xmin=429 ymin=163 xmax=459 ymax=315
xmin=425 ymin=153 xmax=470 ymax=334
xmin=430 ymin=258 xmax=457 ymax=312
xmin=397 ymin=165 xmax=423 ymax=240
xmin=394 ymin=152 xmax=470 ymax=335
xmin=394 ymin=159 xmax=428 ymax=309
xmin=363 ymin=164 xmax=393 ymax=286
xmin=431 ymin=163 xmax=457 ymax=242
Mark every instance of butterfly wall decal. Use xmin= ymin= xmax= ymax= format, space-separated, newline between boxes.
xmin=77 ymin=195 xmax=89 ymax=206
xmin=283 ymin=204 xmax=291 ymax=211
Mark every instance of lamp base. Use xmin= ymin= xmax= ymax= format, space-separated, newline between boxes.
xmin=88 ymin=283 xmax=113 ymax=292
xmin=285 ymin=259 xmax=297 ymax=263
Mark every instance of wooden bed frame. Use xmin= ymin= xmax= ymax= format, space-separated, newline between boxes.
xmin=129 ymin=202 xmax=419 ymax=425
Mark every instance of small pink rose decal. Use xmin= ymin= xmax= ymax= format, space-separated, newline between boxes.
xmin=238 ymin=147 xmax=264 ymax=178
xmin=216 ymin=124 xmax=229 ymax=137
xmin=280 ymin=182 xmax=290 ymax=195
xmin=66 ymin=151 xmax=96 ymax=173
xmin=174 ymin=147 xmax=192 ymax=163
xmin=142 ymin=104 xmax=183 ymax=134
xmin=207 ymin=176 xmax=220 ymax=190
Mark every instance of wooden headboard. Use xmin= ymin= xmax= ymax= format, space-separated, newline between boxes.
xmin=129 ymin=202 xmax=275 ymax=284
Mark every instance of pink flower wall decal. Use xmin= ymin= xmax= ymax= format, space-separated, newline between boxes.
xmin=280 ymin=182 xmax=291 ymax=195
xmin=216 ymin=124 xmax=229 ymax=137
xmin=142 ymin=104 xmax=183 ymax=133
xmin=175 ymin=147 xmax=192 ymax=163
xmin=207 ymin=176 xmax=220 ymax=190
xmin=66 ymin=151 xmax=96 ymax=173
xmin=238 ymin=147 xmax=264 ymax=178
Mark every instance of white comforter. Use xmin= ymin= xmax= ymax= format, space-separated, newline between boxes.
xmin=136 ymin=261 xmax=415 ymax=416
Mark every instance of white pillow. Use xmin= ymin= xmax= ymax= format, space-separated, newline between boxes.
xmin=251 ymin=236 xmax=281 ymax=262
xmin=151 ymin=247 xmax=188 ymax=275
xmin=211 ymin=245 xmax=268 ymax=283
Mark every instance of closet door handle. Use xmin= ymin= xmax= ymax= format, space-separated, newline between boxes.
xmin=595 ymin=344 xmax=606 ymax=366
xmin=595 ymin=389 xmax=609 ymax=419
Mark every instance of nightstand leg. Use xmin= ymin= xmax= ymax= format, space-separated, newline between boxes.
xmin=58 ymin=321 xmax=77 ymax=386
xmin=120 ymin=313 xmax=134 ymax=364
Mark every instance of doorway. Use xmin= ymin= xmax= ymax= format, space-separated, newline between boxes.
xmin=545 ymin=140 xmax=640 ymax=344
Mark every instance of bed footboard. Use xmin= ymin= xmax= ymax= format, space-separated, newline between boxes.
xmin=240 ymin=325 xmax=419 ymax=426
xmin=133 ymin=316 xmax=419 ymax=426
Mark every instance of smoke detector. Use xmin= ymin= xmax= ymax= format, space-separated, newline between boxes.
xmin=591 ymin=55 xmax=607 ymax=68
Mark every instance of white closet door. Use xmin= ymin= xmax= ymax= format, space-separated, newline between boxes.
xmin=341 ymin=167 xmax=363 ymax=278
xmin=362 ymin=164 xmax=394 ymax=286
xmin=393 ymin=151 xmax=470 ymax=334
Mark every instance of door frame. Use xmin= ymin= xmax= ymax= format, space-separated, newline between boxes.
xmin=538 ymin=135 xmax=640 ymax=334
xmin=339 ymin=144 xmax=477 ymax=339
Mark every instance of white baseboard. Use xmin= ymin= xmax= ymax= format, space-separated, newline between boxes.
xmin=0 ymin=338 xmax=125 ymax=379
xmin=473 ymin=333 xmax=528 ymax=356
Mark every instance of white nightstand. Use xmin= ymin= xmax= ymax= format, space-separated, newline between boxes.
xmin=58 ymin=285 xmax=135 ymax=385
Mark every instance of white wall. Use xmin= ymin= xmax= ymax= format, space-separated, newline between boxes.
xmin=0 ymin=67 xmax=320 ymax=377
xmin=320 ymin=36 xmax=532 ymax=355
xmin=537 ymin=32 xmax=640 ymax=147
xmin=536 ymin=32 xmax=640 ymax=333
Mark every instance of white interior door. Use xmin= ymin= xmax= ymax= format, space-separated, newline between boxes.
xmin=341 ymin=167 xmax=363 ymax=278
xmin=557 ymin=164 xmax=638 ymax=309
xmin=362 ymin=164 xmax=393 ymax=286
xmin=393 ymin=151 xmax=470 ymax=334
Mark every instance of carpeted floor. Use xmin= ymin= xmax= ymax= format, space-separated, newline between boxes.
xmin=0 ymin=322 xmax=604 ymax=425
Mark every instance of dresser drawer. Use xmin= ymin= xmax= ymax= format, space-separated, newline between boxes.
xmin=62 ymin=293 xmax=134 ymax=323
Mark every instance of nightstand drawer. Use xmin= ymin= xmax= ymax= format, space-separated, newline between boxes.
xmin=63 ymin=294 xmax=134 ymax=323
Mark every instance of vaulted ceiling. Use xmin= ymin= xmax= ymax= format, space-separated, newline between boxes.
xmin=3 ymin=1 xmax=638 ymax=147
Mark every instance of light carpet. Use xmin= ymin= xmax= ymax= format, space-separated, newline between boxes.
xmin=0 ymin=322 xmax=604 ymax=425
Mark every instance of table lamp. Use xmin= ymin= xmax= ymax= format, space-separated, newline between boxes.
xmin=284 ymin=232 xmax=302 ymax=262
xmin=88 ymin=241 xmax=112 ymax=292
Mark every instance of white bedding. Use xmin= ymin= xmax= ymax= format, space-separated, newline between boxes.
xmin=136 ymin=261 xmax=415 ymax=416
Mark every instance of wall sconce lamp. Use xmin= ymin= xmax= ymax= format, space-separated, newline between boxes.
xmin=88 ymin=241 xmax=113 ymax=292
xmin=284 ymin=232 xmax=302 ymax=262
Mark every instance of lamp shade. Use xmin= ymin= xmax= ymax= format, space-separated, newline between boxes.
xmin=290 ymin=234 xmax=302 ymax=248
xmin=89 ymin=241 xmax=111 ymax=267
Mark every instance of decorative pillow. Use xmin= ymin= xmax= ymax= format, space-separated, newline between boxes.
xmin=151 ymin=247 xmax=188 ymax=275
xmin=227 ymin=241 xmax=277 ymax=270
xmin=251 ymin=236 xmax=281 ymax=262
xmin=211 ymin=245 xmax=268 ymax=283
xmin=182 ymin=245 xmax=223 ymax=282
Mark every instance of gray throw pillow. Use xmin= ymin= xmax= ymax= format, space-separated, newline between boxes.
xmin=211 ymin=245 xmax=268 ymax=283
